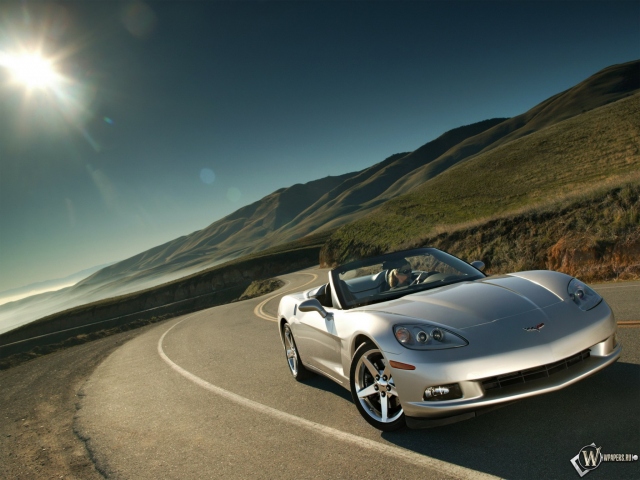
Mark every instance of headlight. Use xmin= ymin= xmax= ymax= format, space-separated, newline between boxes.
xmin=568 ymin=278 xmax=602 ymax=311
xmin=393 ymin=324 xmax=468 ymax=350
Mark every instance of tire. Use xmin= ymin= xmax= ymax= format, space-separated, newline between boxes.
xmin=282 ymin=323 xmax=313 ymax=381
xmin=349 ymin=341 xmax=405 ymax=431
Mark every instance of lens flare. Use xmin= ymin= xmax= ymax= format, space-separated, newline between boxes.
xmin=121 ymin=1 xmax=157 ymax=38
xmin=200 ymin=168 xmax=216 ymax=185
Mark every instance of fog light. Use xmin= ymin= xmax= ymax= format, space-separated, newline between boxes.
xmin=424 ymin=383 xmax=462 ymax=401
xmin=425 ymin=386 xmax=449 ymax=398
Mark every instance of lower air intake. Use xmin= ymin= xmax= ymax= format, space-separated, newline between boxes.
xmin=481 ymin=349 xmax=591 ymax=392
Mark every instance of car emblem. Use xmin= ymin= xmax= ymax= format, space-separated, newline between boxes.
xmin=523 ymin=323 xmax=545 ymax=332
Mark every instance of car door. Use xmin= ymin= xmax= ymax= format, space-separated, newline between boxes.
xmin=294 ymin=283 xmax=346 ymax=383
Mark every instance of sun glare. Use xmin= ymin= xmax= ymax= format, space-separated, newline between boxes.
xmin=2 ymin=52 xmax=60 ymax=89
xmin=1 ymin=45 xmax=101 ymax=147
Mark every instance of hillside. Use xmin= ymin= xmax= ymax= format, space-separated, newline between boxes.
xmin=272 ymin=119 xmax=508 ymax=237
xmin=381 ymin=181 xmax=640 ymax=283
xmin=321 ymin=91 xmax=640 ymax=265
xmin=76 ymin=61 xmax=639 ymax=294
xmin=74 ymin=119 xmax=505 ymax=291
xmin=75 ymin=172 xmax=356 ymax=289
xmin=383 ymin=60 xmax=640 ymax=195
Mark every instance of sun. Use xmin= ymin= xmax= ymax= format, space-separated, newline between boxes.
xmin=2 ymin=52 xmax=60 ymax=89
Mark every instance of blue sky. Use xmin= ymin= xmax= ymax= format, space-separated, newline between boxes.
xmin=0 ymin=1 xmax=638 ymax=292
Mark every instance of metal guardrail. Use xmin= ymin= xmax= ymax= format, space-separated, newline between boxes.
xmin=0 ymin=245 xmax=323 ymax=361
xmin=0 ymin=284 xmax=246 ymax=359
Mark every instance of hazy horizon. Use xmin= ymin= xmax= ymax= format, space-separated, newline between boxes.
xmin=0 ymin=261 xmax=113 ymax=306
xmin=1 ymin=1 xmax=639 ymax=293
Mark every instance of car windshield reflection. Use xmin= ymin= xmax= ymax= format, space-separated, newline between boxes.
xmin=331 ymin=248 xmax=485 ymax=309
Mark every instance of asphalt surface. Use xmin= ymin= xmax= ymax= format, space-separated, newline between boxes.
xmin=1 ymin=271 xmax=639 ymax=479
xmin=591 ymin=280 xmax=640 ymax=323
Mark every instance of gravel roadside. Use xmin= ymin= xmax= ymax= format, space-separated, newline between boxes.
xmin=0 ymin=323 xmax=164 ymax=480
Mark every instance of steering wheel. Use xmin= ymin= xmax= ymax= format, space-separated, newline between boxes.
xmin=410 ymin=271 xmax=440 ymax=285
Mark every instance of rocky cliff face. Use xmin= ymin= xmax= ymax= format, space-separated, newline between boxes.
xmin=546 ymin=234 xmax=640 ymax=282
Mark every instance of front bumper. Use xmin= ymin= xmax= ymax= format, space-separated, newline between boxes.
xmin=397 ymin=335 xmax=621 ymax=425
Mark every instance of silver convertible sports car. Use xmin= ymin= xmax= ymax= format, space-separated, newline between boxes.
xmin=277 ymin=248 xmax=621 ymax=431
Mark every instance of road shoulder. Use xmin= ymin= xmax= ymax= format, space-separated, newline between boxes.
xmin=0 ymin=323 xmax=163 ymax=480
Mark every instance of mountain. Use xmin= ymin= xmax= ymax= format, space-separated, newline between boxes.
xmin=81 ymin=60 xmax=638 ymax=293
xmin=75 ymin=172 xmax=357 ymax=289
xmin=75 ymin=119 xmax=505 ymax=291
xmin=6 ymin=61 xmax=640 ymax=326
xmin=321 ymin=77 xmax=640 ymax=264
xmin=383 ymin=60 xmax=640 ymax=195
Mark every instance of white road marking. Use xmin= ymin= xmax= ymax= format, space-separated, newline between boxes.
xmin=158 ymin=271 xmax=499 ymax=480
xmin=158 ymin=316 xmax=498 ymax=480
xmin=253 ymin=272 xmax=318 ymax=321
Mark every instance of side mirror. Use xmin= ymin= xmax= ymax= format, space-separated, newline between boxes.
xmin=298 ymin=299 xmax=330 ymax=319
xmin=470 ymin=260 xmax=485 ymax=272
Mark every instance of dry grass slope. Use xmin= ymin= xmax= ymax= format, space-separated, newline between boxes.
xmin=321 ymin=93 xmax=640 ymax=270
xmin=405 ymin=182 xmax=640 ymax=282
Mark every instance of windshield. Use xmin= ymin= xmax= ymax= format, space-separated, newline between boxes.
xmin=331 ymin=248 xmax=485 ymax=309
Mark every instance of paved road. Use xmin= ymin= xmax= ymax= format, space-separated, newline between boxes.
xmin=592 ymin=280 xmax=640 ymax=323
xmin=73 ymin=270 xmax=639 ymax=479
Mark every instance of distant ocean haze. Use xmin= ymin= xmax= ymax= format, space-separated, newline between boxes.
xmin=0 ymin=260 xmax=217 ymax=335
xmin=0 ymin=262 xmax=114 ymax=331
xmin=0 ymin=281 xmax=79 ymax=307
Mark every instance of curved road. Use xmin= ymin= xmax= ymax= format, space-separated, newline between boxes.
xmin=73 ymin=270 xmax=639 ymax=479
xmin=1 ymin=270 xmax=638 ymax=479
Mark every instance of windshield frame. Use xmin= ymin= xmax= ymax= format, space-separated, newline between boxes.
xmin=330 ymin=247 xmax=486 ymax=310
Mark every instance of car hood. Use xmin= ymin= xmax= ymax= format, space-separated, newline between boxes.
xmin=358 ymin=274 xmax=565 ymax=329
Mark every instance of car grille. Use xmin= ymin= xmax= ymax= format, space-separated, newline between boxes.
xmin=481 ymin=349 xmax=591 ymax=392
